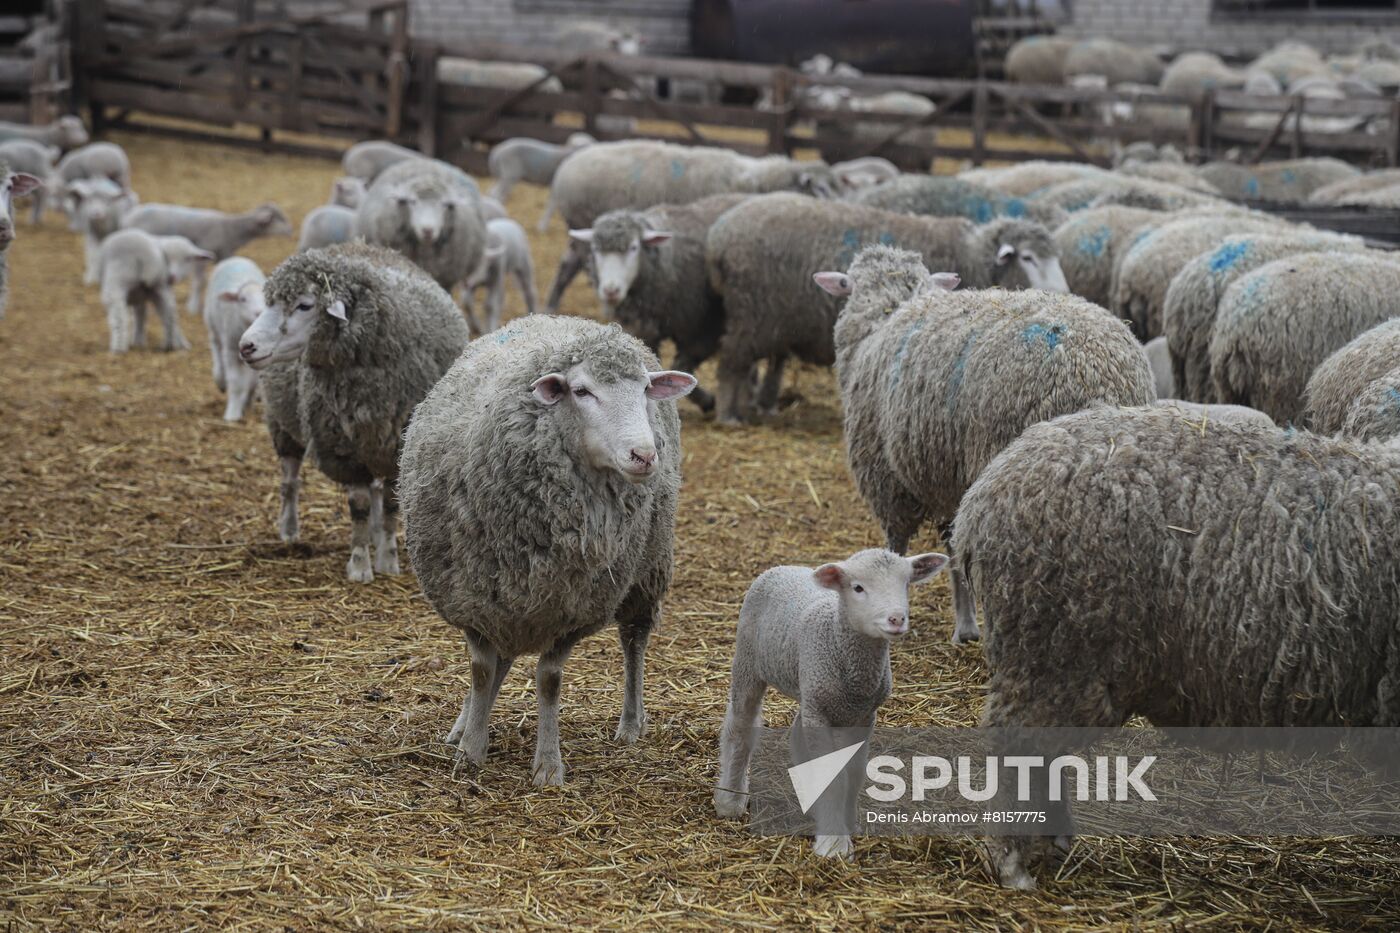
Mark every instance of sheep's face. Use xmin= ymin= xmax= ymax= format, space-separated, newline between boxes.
xmin=570 ymin=222 xmax=671 ymax=311
xmin=991 ymin=228 xmax=1069 ymax=293
xmin=530 ymin=362 xmax=695 ymax=483
xmin=70 ymin=180 xmax=134 ymax=237
xmin=57 ymin=115 xmax=89 ymax=150
xmin=813 ymin=549 xmax=949 ymax=640
xmin=219 ymin=281 xmax=267 ymax=329
xmin=255 ymin=204 xmax=294 ymax=237
xmin=157 ymin=237 xmax=214 ymax=286
xmin=0 ymin=171 xmax=40 ymax=246
xmin=331 ymin=177 xmax=365 ymax=209
xmin=238 ymin=290 xmax=328 ymax=369
xmin=395 ymin=190 xmax=469 ymax=246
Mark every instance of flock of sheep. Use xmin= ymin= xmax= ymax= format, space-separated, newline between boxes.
xmin=2 ymin=73 xmax=1399 ymax=891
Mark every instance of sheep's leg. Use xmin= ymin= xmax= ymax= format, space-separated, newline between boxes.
xmin=372 ymin=477 xmax=401 ymax=575
xmin=757 ymin=354 xmax=787 ymax=416
xmin=714 ymin=672 xmax=767 ymax=818
xmin=209 ymin=327 xmax=227 ymax=393
xmin=536 ymin=193 xmax=556 ymax=233
xmin=517 ymin=264 xmax=539 ymax=317
xmin=487 ymin=177 xmax=514 ymax=204
xmin=345 ymin=483 xmax=374 ymax=584
xmin=485 ymin=277 xmax=506 ymax=334
xmin=155 ymin=286 xmax=190 ymax=351
xmin=277 ymin=454 xmax=302 ymax=543
xmin=614 ymin=592 xmax=657 ymax=744
xmin=714 ymin=352 xmax=758 ymax=426
xmin=542 ymin=239 xmax=586 ymax=314
xmin=223 ymin=356 xmax=258 ymax=422
xmin=104 ymin=290 xmax=132 ymax=354
xmin=185 ymin=263 xmax=207 ymax=315
xmin=131 ymin=297 xmax=148 ymax=348
xmin=30 ymin=190 xmax=43 ymax=225
xmin=448 ymin=631 xmax=513 ymax=768
xmin=947 ymin=540 xmax=980 ymax=644
xmin=672 ymin=351 xmax=715 ymax=413
xmin=795 ymin=707 xmax=861 ymax=859
xmin=532 ymin=634 xmax=580 ymax=786
xmin=459 ymin=283 xmax=485 ymax=336
xmin=83 ymin=235 xmax=100 ymax=285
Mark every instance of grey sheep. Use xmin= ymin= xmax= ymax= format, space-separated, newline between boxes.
xmin=486 ymin=132 xmax=595 ymax=230
xmin=202 ymin=257 xmax=266 ymax=422
xmin=1160 ymin=51 xmax=1245 ymax=98
xmin=462 ymin=216 xmax=537 ymax=334
xmin=1162 ymin=233 xmax=1364 ymax=403
xmin=0 ymin=115 xmax=88 ymax=151
xmin=821 ymin=245 xmax=1153 ymax=643
xmin=1052 ymin=204 xmax=1163 ymax=308
xmin=1151 ymin=398 xmax=1277 ymax=428
xmin=237 ymin=243 xmax=471 ymax=583
xmin=0 ymin=164 xmax=42 ymax=319
xmin=1063 ymin=38 xmax=1164 ymax=86
xmin=1109 ymin=213 xmax=1286 ymax=340
xmin=707 ymin=195 xmax=1068 ymax=424
xmin=297 ymin=205 xmax=355 ymax=252
xmin=399 ymin=314 xmax=697 ymax=785
xmin=1033 ymin=175 xmax=1223 ymax=214
xmin=1004 ymin=35 xmax=1075 ymax=84
xmin=960 ymin=161 xmax=1107 ymax=198
xmin=953 ymin=404 xmax=1400 ymax=889
xmin=1307 ymin=169 xmax=1400 ymax=205
xmin=330 ymin=176 xmax=366 ymax=209
xmin=713 ymin=548 xmax=949 ymax=858
xmin=69 ymin=178 xmax=138 ymax=285
xmin=850 ymin=175 xmax=1067 ymax=229
xmin=97 ymin=229 xmax=214 ymax=353
xmin=1304 ymin=319 xmax=1400 ymax=435
xmin=1113 ymin=161 xmax=1221 ymax=194
xmin=544 ymin=140 xmax=842 ymax=312
xmin=352 ymin=157 xmax=487 ymax=295
xmin=1145 ymin=335 xmax=1174 ymax=398
xmin=1250 ymin=41 xmax=1330 ymax=86
xmin=569 ymin=193 xmax=748 ymax=414
xmin=1198 ymin=158 xmax=1360 ymax=203
xmin=1210 ymin=251 xmax=1400 ymax=422
xmin=1340 ymin=367 xmax=1400 ymax=441
xmin=341 ymin=140 xmax=422 ymax=182
xmin=0 ymin=140 xmax=58 ymax=223
xmin=55 ymin=142 xmax=131 ymax=196
xmin=121 ymin=202 xmax=293 ymax=312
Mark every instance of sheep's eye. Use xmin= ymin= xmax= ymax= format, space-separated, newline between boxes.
xmin=1021 ymin=254 xmax=1036 ymax=264
xmin=629 ymin=242 xmax=639 ymax=252
xmin=852 ymin=583 xmax=864 ymax=594
xmin=573 ymin=387 xmax=592 ymax=399
xmin=295 ymin=300 xmax=314 ymax=312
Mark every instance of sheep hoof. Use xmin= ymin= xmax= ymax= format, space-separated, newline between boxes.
xmin=952 ymin=626 xmax=981 ymax=645
xmin=987 ymin=838 xmax=1039 ymax=890
xmin=278 ymin=522 xmax=300 ymax=545
xmin=614 ymin=714 xmax=646 ymax=744
xmin=346 ymin=550 xmax=374 ymax=584
xmin=812 ymin=835 xmax=853 ymax=859
xmin=712 ymin=791 xmax=748 ymax=819
xmin=531 ymin=757 xmax=565 ymax=786
xmin=374 ymin=550 xmax=401 ymax=575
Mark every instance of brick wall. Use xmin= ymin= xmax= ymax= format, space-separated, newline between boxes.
xmin=409 ymin=0 xmax=692 ymax=55
xmin=1062 ymin=0 xmax=1400 ymax=56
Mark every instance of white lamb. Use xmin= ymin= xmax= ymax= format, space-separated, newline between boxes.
xmin=203 ymin=257 xmax=266 ymax=421
xmin=97 ymin=229 xmax=213 ymax=353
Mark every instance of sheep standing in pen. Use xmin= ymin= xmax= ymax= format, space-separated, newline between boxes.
xmin=121 ymin=202 xmax=293 ymax=312
xmin=203 ymin=257 xmax=266 ymax=422
xmin=0 ymin=115 xmax=88 ymax=150
xmin=297 ymin=205 xmax=356 ymax=253
xmin=1032 ymin=175 xmax=1223 ymax=214
xmin=1304 ymin=319 xmax=1400 ymax=435
xmin=0 ymin=164 xmax=42 ymax=319
xmin=1210 ymin=252 xmax=1400 ymax=423
xmin=486 ymin=133 xmax=594 ymax=231
xmin=544 ymin=140 xmax=842 ymax=312
xmin=1162 ymin=233 xmax=1364 ymax=402
xmin=1004 ymin=35 xmax=1075 ymax=84
xmin=816 ymin=245 xmax=1153 ymax=643
xmin=341 ymin=140 xmax=422 ymax=182
xmin=461 ymin=217 xmax=537 ymax=333
xmin=1197 ymin=158 xmax=1360 ymax=203
xmin=237 ymin=243 xmax=471 ymax=584
xmin=330 ymin=177 xmax=366 ymax=209
xmin=952 ymin=404 xmax=1400 ymax=889
xmin=1052 ymin=204 xmax=1162 ymax=308
xmin=960 ymin=160 xmax=1106 ymax=197
xmin=97 ymin=230 xmax=214 ymax=353
xmin=1308 ymin=169 xmax=1400 ymax=204
xmin=55 ymin=142 xmax=132 ymax=196
xmin=713 ymin=548 xmax=950 ymax=858
xmin=849 ymin=175 xmax=1067 ymax=229
xmin=1063 ymin=38 xmax=1164 ymax=86
xmin=352 ymin=157 xmax=487 ymax=296
xmin=399 ymin=315 xmax=696 ymax=784
xmin=68 ymin=178 xmax=138 ymax=285
xmin=569 ymin=193 xmax=747 ymax=413
xmin=0 ymin=140 xmax=58 ymax=223
xmin=705 ymin=194 xmax=1067 ymax=425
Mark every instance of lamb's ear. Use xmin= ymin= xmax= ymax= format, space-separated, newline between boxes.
xmin=813 ymin=563 xmax=847 ymax=590
xmin=531 ymin=373 xmax=568 ymax=405
xmin=568 ymin=228 xmax=595 ymax=244
xmin=908 ymin=552 xmax=950 ymax=584
xmin=645 ymin=370 xmax=697 ymax=400
xmin=812 ymin=271 xmax=852 ymax=296
xmin=641 ymin=230 xmax=672 ymax=247
xmin=192 ymin=249 xmax=216 ymax=264
xmin=996 ymin=243 xmax=1016 ymax=266
xmin=218 ymin=290 xmax=243 ymax=302
xmin=928 ymin=272 xmax=960 ymax=291
xmin=484 ymin=243 xmax=507 ymax=260
xmin=9 ymin=173 xmax=41 ymax=197
xmin=326 ymin=299 xmax=348 ymax=321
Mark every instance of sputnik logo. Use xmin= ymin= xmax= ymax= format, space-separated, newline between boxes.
xmin=787 ymin=741 xmax=866 ymax=814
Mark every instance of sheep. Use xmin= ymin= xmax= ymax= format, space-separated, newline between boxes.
xmin=1113 ymin=161 xmax=1220 ymax=194
xmin=818 ymin=244 xmax=1152 ymax=643
xmin=811 ymin=89 xmax=938 ymax=170
xmin=1304 ymin=319 xmax=1400 ymax=435
xmin=557 ymin=22 xmax=640 ymax=55
xmin=479 ymin=195 xmax=507 ymax=222
xmin=951 ymin=403 xmax=1400 ymax=889
xmin=1109 ymin=213 xmax=1287 ymax=340
xmin=437 ymin=57 xmax=563 ymax=93
xmin=1340 ymin=367 xmax=1400 ymax=440
xmin=713 ymin=547 xmax=950 ymax=857
xmin=1063 ymin=39 xmax=1164 ymax=86
xmin=1145 ymin=335 xmax=1174 ymax=398
xmin=296 ymin=205 xmax=355 ymax=252
xmin=1052 ymin=204 xmax=1163 ymax=308
xmin=96 ymin=229 xmax=214 ymax=353
xmin=1197 ymin=158 xmax=1360 ymax=203
xmin=0 ymin=164 xmax=42 ymax=319
xmin=1250 ymin=41 xmax=1330 ymax=86
xmin=462 ymin=216 xmax=537 ymax=334
xmin=352 ymin=157 xmax=486 ymax=295
xmin=120 ymin=202 xmax=293 ymax=313
xmin=830 ymin=157 xmax=900 ymax=190
xmin=850 ymin=175 xmax=1067 ymax=229
xmin=237 ymin=242 xmax=472 ymax=583
xmin=569 ymin=193 xmax=747 ymax=414
xmin=1151 ymin=398 xmax=1277 ymax=428
xmin=0 ymin=139 xmax=58 ymax=223
xmin=1004 ymin=35 xmax=1075 ymax=84
xmin=55 ymin=142 xmax=131 ymax=195
xmin=341 ymin=140 xmax=422 ymax=182
xmin=486 ymin=132 xmax=594 ymax=230
xmin=960 ymin=160 xmax=1107 ymax=198
xmin=544 ymin=140 xmax=842 ymax=312
xmin=398 ymin=314 xmax=696 ymax=784
xmin=1160 ymin=51 xmax=1244 ymax=98
xmin=202 ymin=257 xmax=266 ymax=421
xmin=68 ymin=177 xmax=139 ymax=286
xmin=0 ymin=115 xmax=88 ymax=151
xmin=1033 ymin=175 xmax=1223 ymax=214
xmin=1331 ymin=184 xmax=1400 ymax=209
xmin=1162 ymin=233 xmax=1364 ymax=403
xmin=1209 ymin=251 xmax=1400 ymax=422
xmin=258 ymin=360 xmax=307 ymax=544
xmin=330 ymin=176 xmax=366 ymax=209
xmin=1308 ymin=169 xmax=1400 ymax=204
xmin=708 ymin=196 xmax=1068 ymax=425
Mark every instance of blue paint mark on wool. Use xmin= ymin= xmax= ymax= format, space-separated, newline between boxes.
xmin=1004 ymin=198 xmax=1027 ymax=219
xmin=670 ymin=159 xmax=686 ymax=179
xmin=836 ymin=228 xmax=862 ymax=266
xmin=1244 ymin=176 xmax=1260 ymax=198
xmin=1209 ymin=240 xmax=1250 ymax=275
xmin=888 ymin=317 xmax=926 ymax=392
xmin=1280 ymin=168 xmax=1297 ymax=185
xmin=946 ymin=331 xmax=979 ymax=413
xmin=629 ymin=161 xmax=644 ymax=183
xmin=1021 ymin=322 xmax=1066 ymax=351
xmin=1077 ymin=225 xmax=1111 ymax=258
xmin=1385 ymin=387 xmax=1400 ymax=411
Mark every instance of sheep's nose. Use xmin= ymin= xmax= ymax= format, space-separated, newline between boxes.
xmin=885 ymin=614 xmax=908 ymax=634
xmin=629 ymin=447 xmax=657 ymax=468
xmin=239 ymin=340 xmax=258 ymax=361
xmin=602 ymin=286 xmax=621 ymax=302
xmin=417 ymin=227 xmax=437 ymax=242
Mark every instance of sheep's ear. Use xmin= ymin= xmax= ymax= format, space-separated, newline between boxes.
xmin=484 ymin=243 xmax=507 ymax=260
xmin=813 ymin=563 xmax=847 ymax=590
xmin=996 ymin=243 xmax=1016 ymax=266
xmin=193 ymin=249 xmax=216 ymax=264
xmin=218 ymin=290 xmax=242 ymax=302
xmin=812 ymin=271 xmax=852 ymax=296
xmin=928 ymin=272 xmax=960 ymax=291
xmin=326 ymin=299 xmax=348 ymax=321
xmin=9 ymin=173 xmax=41 ymax=197
xmin=568 ymin=228 xmax=595 ymax=244
xmin=645 ymin=370 xmax=696 ymax=400
xmin=641 ymin=230 xmax=672 ymax=247
xmin=531 ymin=373 xmax=568 ymax=405
xmin=908 ymin=552 xmax=950 ymax=585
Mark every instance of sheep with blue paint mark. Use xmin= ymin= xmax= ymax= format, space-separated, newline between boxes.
xmin=1034 ymin=175 xmax=1223 ymax=216
xmin=1340 ymin=368 xmax=1400 ymax=440
xmin=1163 ymin=232 xmax=1365 ymax=402
xmin=959 ymin=160 xmax=1106 ymax=198
xmin=1198 ymin=158 xmax=1360 ymax=203
xmin=849 ymin=175 xmax=1067 ymax=229
xmin=706 ymin=194 xmax=1068 ymax=424
xmin=1305 ymin=319 xmax=1400 ymax=435
xmin=816 ymin=244 xmax=1153 ymax=643
xmin=1052 ymin=204 xmax=1163 ymax=307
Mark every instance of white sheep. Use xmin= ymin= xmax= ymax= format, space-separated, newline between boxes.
xmin=202 ymin=257 xmax=266 ymax=421
xmin=296 ymin=205 xmax=355 ymax=253
xmin=486 ymin=133 xmax=595 ymax=231
xmin=0 ymin=165 xmax=43 ymax=319
xmin=97 ymin=229 xmax=213 ymax=353
xmin=329 ymin=176 xmax=366 ymax=209
xmin=0 ymin=139 xmax=59 ymax=223
xmin=341 ymin=140 xmax=422 ymax=182
xmin=68 ymin=177 xmax=138 ymax=285
xmin=462 ymin=217 xmax=537 ymax=334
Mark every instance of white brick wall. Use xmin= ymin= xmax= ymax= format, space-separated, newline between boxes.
xmin=410 ymin=0 xmax=692 ymax=55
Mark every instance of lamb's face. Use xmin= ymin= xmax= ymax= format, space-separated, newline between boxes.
xmin=0 ymin=171 xmax=40 ymax=247
xmin=70 ymin=180 xmax=134 ymax=237
xmin=58 ymin=116 xmax=90 ymax=149
xmin=239 ymin=288 xmax=331 ymax=369
xmin=530 ymin=362 xmax=695 ymax=483
xmin=157 ymin=237 xmax=215 ymax=286
xmin=994 ymin=237 xmax=1068 ymax=292
xmin=255 ymin=204 xmax=294 ymax=237
xmin=220 ymin=281 xmax=267 ymax=329
xmin=813 ymin=550 xmax=949 ymax=640
xmin=570 ymin=221 xmax=671 ymax=311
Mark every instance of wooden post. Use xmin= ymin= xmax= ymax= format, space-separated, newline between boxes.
xmin=416 ymin=45 xmax=440 ymax=158
xmin=1291 ymin=93 xmax=1303 ymax=159
xmin=971 ymin=81 xmax=988 ymax=166
xmin=284 ymin=34 xmax=304 ymax=133
xmin=1389 ymin=99 xmax=1400 ymax=167
xmin=583 ymin=55 xmax=600 ymax=137
xmin=767 ymin=67 xmax=790 ymax=155
xmin=74 ymin=0 xmax=104 ymax=132
xmin=1199 ymin=89 xmax=1216 ymax=161
xmin=384 ymin=5 xmax=409 ymax=138
xmin=233 ymin=0 xmax=253 ymax=112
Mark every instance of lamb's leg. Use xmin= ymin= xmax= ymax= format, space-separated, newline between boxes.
xmin=345 ymin=483 xmax=374 ymax=584
xmin=131 ymin=297 xmax=148 ymax=348
xmin=672 ymin=351 xmax=715 ymax=413
xmin=487 ymin=177 xmax=512 ymax=203
xmin=715 ymin=672 xmax=767 ymax=818
xmin=223 ymin=356 xmax=257 ymax=421
xmin=278 ymin=454 xmax=302 ymax=543
xmin=447 ymin=631 xmax=514 ymax=767
xmin=372 ymin=477 xmax=401 ymax=575
xmin=615 ymin=591 xmax=657 ymax=744
xmin=83 ymin=235 xmax=100 ymax=285
xmin=210 ymin=327 xmax=228 ymax=393
xmin=485 ymin=276 xmax=506 ymax=334
xmin=517 ymin=264 xmax=539 ymax=317
xmin=532 ymin=635 xmax=580 ymax=786
xmin=155 ymin=286 xmax=190 ymax=351
xmin=542 ymin=239 xmax=586 ymax=314
xmin=186 ymin=263 xmax=207 ymax=315
xmin=536 ymin=193 xmax=556 ymax=233
xmin=30 ymin=190 xmax=43 ymax=225
xmin=757 ymin=354 xmax=787 ymax=416
xmin=795 ymin=707 xmax=858 ymax=859
xmin=460 ymin=283 xmax=485 ymax=337
xmin=104 ymin=289 xmax=132 ymax=354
